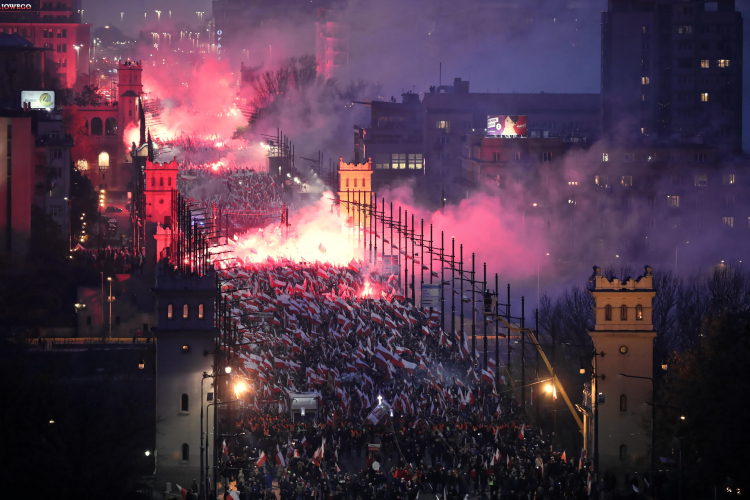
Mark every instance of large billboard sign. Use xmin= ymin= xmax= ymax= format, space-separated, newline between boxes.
xmin=487 ymin=115 xmax=527 ymax=137
xmin=21 ymin=91 xmax=55 ymax=110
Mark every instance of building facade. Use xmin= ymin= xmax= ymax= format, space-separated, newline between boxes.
xmin=337 ymin=158 xmax=372 ymax=229
xmin=422 ymin=83 xmax=600 ymax=200
xmin=73 ymin=60 xmax=143 ymax=193
xmin=153 ymin=270 xmax=218 ymax=493
xmin=0 ymin=0 xmax=90 ymax=89
xmin=315 ymin=8 xmax=348 ymax=80
xmin=354 ymin=92 xmax=424 ymax=191
xmin=601 ymin=0 xmax=743 ymax=152
xmin=586 ymin=265 xmax=656 ymax=479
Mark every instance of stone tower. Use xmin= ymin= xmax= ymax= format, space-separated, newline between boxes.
xmin=143 ymin=157 xmax=178 ymax=226
xmin=117 ymin=60 xmax=143 ymax=131
xmin=337 ymin=157 xmax=373 ymax=228
xmin=587 ymin=265 xmax=656 ymax=479
xmin=152 ymin=269 xmax=217 ymax=493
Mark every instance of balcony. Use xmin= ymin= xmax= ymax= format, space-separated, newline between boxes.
xmin=90 ymin=134 xmax=118 ymax=143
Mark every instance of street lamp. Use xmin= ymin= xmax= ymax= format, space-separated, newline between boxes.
xmin=155 ymin=10 xmax=161 ymax=22
xmin=619 ymin=372 xmax=656 ymax=493
xmin=200 ymin=371 xmax=232 ymax=500
xmin=565 ymin=342 xmax=605 ymax=478
xmin=107 ymin=277 xmax=113 ymax=338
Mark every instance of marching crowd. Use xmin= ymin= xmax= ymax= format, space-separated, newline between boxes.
xmin=206 ymin=252 xmax=644 ymax=500
xmin=178 ymin=165 xmax=283 ymax=229
xmin=72 ymin=245 xmax=146 ymax=274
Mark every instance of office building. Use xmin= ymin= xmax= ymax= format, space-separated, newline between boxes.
xmin=0 ymin=0 xmax=90 ymax=89
xmin=601 ymin=0 xmax=743 ymax=152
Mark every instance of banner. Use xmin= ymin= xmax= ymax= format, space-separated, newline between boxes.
xmin=487 ymin=115 xmax=527 ymax=137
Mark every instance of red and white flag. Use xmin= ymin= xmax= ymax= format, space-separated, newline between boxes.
xmin=276 ymin=445 xmax=286 ymax=467
xmin=175 ymin=484 xmax=189 ymax=500
xmin=256 ymin=451 xmax=267 ymax=467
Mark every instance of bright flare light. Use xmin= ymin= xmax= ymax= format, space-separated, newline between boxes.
xmin=234 ymin=381 xmax=248 ymax=395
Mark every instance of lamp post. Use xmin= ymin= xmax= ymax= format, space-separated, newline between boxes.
xmin=73 ymin=45 xmax=80 ymax=82
xmin=107 ymin=277 xmax=113 ymax=338
xmin=200 ymin=370 xmax=232 ymax=500
xmin=619 ymin=372 xmax=655 ymax=494
xmin=205 ymin=398 xmax=238 ymax=498
xmin=565 ymin=342 xmax=605 ymax=478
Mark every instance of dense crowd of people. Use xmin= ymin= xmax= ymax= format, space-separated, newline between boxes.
xmin=207 ymin=254 xmax=644 ymax=500
xmin=178 ymin=165 xmax=283 ymax=229
xmin=72 ymin=245 xmax=146 ymax=274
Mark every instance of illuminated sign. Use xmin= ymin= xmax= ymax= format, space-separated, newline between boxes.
xmin=21 ymin=90 xmax=55 ymax=110
xmin=0 ymin=4 xmax=33 ymax=10
xmin=487 ymin=115 xmax=527 ymax=137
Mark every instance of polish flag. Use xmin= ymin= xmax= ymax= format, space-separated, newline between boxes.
xmin=276 ymin=445 xmax=286 ymax=467
xmin=561 ymin=450 xmax=567 ymax=463
xmin=175 ymin=484 xmax=189 ymax=499
xmin=518 ymin=424 xmax=525 ymax=440
xmin=256 ymin=451 xmax=267 ymax=467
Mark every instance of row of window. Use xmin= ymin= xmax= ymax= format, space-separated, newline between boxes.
xmin=675 ymin=24 xmax=733 ymax=36
xmin=593 ymin=174 xmax=735 ymax=187
xmin=676 ymin=40 xmax=733 ymax=52
xmin=602 ymin=153 xmax=711 ymax=163
xmin=343 ymin=177 xmax=367 ymax=189
xmin=373 ymin=154 xmax=423 ymax=170
xmin=151 ymin=176 xmax=172 ymax=187
xmin=87 ymin=118 xmax=118 ymax=136
xmin=603 ymin=304 xmax=644 ymax=321
xmin=167 ymin=304 xmax=204 ymax=320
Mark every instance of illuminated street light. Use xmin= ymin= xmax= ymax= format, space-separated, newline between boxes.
xmin=234 ymin=381 xmax=247 ymax=396
xmin=224 ymin=366 xmax=232 ymax=374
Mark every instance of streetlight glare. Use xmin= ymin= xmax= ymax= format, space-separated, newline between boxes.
xmin=544 ymin=384 xmax=553 ymax=394
xmin=234 ymin=381 xmax=247 ymax=395
xmin=224 ymin=366 xmax=232 ymax=374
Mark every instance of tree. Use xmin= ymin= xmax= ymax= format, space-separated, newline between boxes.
xmin=63 ymin=107 xmax=93 ymax=165
xmin=75 ymin=84 xmax=104 ymax=107
xmin=658 ymin=310 xmax=750 ymax=498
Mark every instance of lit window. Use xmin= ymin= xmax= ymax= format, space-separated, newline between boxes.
xmin=641 ymin=77 xmax=650 ymax=85
xmin=595 ymin=175 xmax=608 ymax=186
xmin=700 ymin=93 xmax=709 ymax=102
xmin=700 ymin=59 xmax=710 ymax=68
xmin=98 ymin=151 xmax=110 ymax=169
xmin=391 ymin=153 xmax=406 ymax=169
xmin=723 ymin=216 xmax=734 ymax=228
xmin=717 ymin=59 xmax=730 ymax=68
xmin=620 ymin=395 xmax=627 ymax=412
xmin=568 ymin=181 xmax=578 ymax=186
xmin=183 ymin=304 xmax=189 ymax=319
xmin=620 ymin=305 xmax=628 ymax=321
xmin=167 ymin=304 xmax=173 ymax=319
xmin=375 ymin=153 xmax=389 ymax=169
xmin=667 ymin=196 xmax=680 ymax=208
xmin=408 ymin=154 xmax=422 ymax=169
xmin=677 ymin=25 xmax=693 ymax=34
xmin=636 ymin=304 xmax=643 ymax=320
xmin=602 ymin=153 xmax=609 ymax=162
xmin=621 ymin=175 xmax=633 ymax=187
xmin=181 ymin=393 xmax=189 ymax=412
xmin=642 ymin=25 xmax=649 ymax=34
xmin=694 ymin=175 xmax=707 ymax=187
xmin=605 ymin=305 xmax=612 ymax=321
xmin=436 ymin=120 xmax=450 ymax=133
xmin=198 ymin=304 xmax=204 ymax=319
xmin=723 ymin=174 xmax=735 ymax=185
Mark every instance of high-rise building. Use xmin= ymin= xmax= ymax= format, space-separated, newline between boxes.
xmin=315 ymin=8 xmax=348 ymax=80
xmin=0 ymin=0 xmax=90 ymax=89
xmin=601 ymin=0 xmax=743 ymax=153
